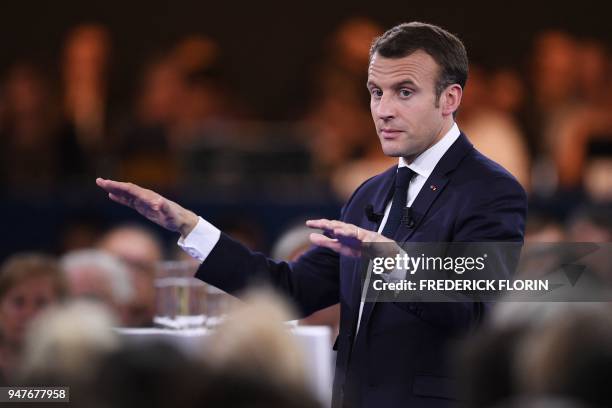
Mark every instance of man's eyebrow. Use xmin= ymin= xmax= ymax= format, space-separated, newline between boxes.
xmin=366 ymin=79 xmax=419 ymax=89
xmin=393 ymin=80 xmax=418 ymax=88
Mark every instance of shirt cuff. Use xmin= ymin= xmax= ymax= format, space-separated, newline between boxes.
xmin=177 ymin=217 xmax=221 ymax=263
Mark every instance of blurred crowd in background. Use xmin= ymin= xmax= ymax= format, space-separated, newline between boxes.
xmin=1 ymin=18 xmax=611 ymax=199
xmin=0 ymin=18 xmax=610 ymax=253
xmin=0 ymin=15 xmax=611 ymax=408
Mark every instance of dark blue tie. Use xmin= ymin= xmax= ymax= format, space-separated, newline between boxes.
xmin=381 ymin=167 xmax=415 ymax=239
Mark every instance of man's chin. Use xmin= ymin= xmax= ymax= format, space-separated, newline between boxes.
xmin=382 ymin=151 xmax=402 ymax=158
xmin=380 ymin=140 xmax=422 ymax=158
xmin=381 ymin=146 xmax=414 ymax=158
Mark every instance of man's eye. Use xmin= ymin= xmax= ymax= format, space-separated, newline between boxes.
xmin=399 ymin=89 xmax=413 ymax=97
xmin=370 ymin=89 xmax=382 ymax=98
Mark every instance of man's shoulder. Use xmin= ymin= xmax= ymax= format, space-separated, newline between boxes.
xmin=456 ymin=141 xmax=524 ymax=191
xmin=449 ymin=145 xmax=528 ymax=219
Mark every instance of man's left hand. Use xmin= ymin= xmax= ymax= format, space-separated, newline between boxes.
xmin=306 ymin=219 xmax=393 ymax=257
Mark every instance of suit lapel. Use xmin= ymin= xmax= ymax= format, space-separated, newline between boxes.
xmin=348 ymin=166 xmax=396 ymax=338
xmin=357 ymin=133 xmax=474 ymax=336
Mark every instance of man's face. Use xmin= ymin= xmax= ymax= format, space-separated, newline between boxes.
xmin=367 ymin=50 xmax=450 ymax=161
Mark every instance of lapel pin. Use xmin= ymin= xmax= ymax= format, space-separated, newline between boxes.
xmin=430 ymin=185 xmax=437 ymax=191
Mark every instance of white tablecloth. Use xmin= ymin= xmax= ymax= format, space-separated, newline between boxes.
xmin=116 ymin=325 xmax=333 ymax=406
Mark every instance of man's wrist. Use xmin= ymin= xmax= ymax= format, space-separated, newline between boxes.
xmin=179 ymin=210 xmax=199 ymax=237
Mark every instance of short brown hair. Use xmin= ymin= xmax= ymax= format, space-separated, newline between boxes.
xmin=0 ymin=253 xmax=67 ymax=300
xmin=370 ymin=22 xmax=469 ymax=100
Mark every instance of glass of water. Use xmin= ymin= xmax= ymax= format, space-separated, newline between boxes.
xmin=154 ymin=260 xmax=207 ymax=329
xmin=205 ymin=284 xmax=234 ymax=329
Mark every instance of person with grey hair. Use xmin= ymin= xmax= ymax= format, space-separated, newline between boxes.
xmin=18 ymin=300 xmax=119 ymax=383
xmin=17 ymin=300 xmax=119 ymax=406
xmin=61 ymin=249 xmax=134 ymax=325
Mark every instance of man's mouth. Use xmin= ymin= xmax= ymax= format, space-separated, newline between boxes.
xmin=380 ymin=128 xmax=402 ymax=139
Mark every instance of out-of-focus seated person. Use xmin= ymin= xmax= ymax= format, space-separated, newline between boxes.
xmin=457 ymin=65 xmax=531 ymax=191
xmin=97 ymin=224 xmax=163 ymax=327
xmin=18 ymin=300 xmax=118 ymax=403
xmin=60 ymin=249 xmax=134 ymax=326
xmin=524 ymin=212 xmax=566 ymax=243
xmin=0 ymin=253 xmax=67 ymax=384
xmin=304 ymin=17 xmax=383 ymax=177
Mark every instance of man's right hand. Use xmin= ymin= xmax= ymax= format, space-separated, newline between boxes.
xmin=96 ymin=178 xmax=199 ymax=237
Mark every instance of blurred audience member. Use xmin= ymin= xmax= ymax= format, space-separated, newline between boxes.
xmin=530 ymin=31 xmax=578 ymax=114
xmin=18 ymin=300 xmax=118 ymax=387
xmin=304 ymin=17 xmax=382 ymax=177
xmin=565 ymin=205 xmax=612 ymax=242
xmin=516 ymin=306 xmax=612 ymax=408
xmin=96 ymin=224 xmax=163 ymax=271
xmin=57 ymin=213 xmax=106 ymax=254
xmin=524 ymin=212 xmax=565 ymax=243
xmin=0 ymin=63 xmax=62 ymax=192
xmin=458 ymin=324 xmax=526 ymax=408
xmin=196 ymin=365 xmax=321 ymax=408
xmin=117 ymin=54 xmax=181 ymax=187
xmin=271 ymin=223 xmax=316 ymax=261
xmin=59 ymin=23 xmax=113 ymax=181
xmin=547 ymin=40 xmax=612 ymax=197
xmin=61 ymin=249 xmax=134 ymax=325
xmin=272 ymin=223 xmax=339 ymax=337
xmin=564 ymin=205 xmax=612 ymax=285
xmin=119 ymin=35 xmax=246 ymax=187
xmin=93 ymin=340 xmax=208 ymax=408
xmin=523 ymin=31 xmax=578 ymax=194
xmin=330 ymin=133 xmax=397 ymax=200
xmin=460 ymin=302 xmax=608 ymax=408
xmin=97 ymin=224 xmax=163 ymax=327
xmin=209 ymin=289 xmax=308 ymax=395
xmin=489 ymin=68 xmax=526 ymax=115
xmin=169 ymin=35 xmax=242 ymax=148
xmin=0 ymin=253 xmax=66 ymax=384
xmin=94 ymin=338 xmax=320 ymax=408
xmin=457 ymin=65 xmax=531 ymax=190
xmin=576 ymin=40 xmax=610 ymax=104
xmin=62 ymin=23 xmax=111 ymax=149
xmin=523 ymin=31 xmax=612 ymax=196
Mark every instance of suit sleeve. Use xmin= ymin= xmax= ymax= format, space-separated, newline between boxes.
xmin=195 ymin=233 xmax=340 ymax=317
xmin=452 ymin=175 xmax=527 ymax=243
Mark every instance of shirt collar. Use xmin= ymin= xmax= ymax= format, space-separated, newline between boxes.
xmin=398 ymin=122 xmax=460 ymax=178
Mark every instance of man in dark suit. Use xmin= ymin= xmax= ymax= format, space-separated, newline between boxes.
xmin=97 ymin=22 xmax=527 ymax=407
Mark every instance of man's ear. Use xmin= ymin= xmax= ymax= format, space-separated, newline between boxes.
xmin=440 ymin=84 xmax=462 ymax=116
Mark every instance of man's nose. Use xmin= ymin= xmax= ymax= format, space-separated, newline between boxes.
xmin=375 ymin=94 xmax=395 ymax=120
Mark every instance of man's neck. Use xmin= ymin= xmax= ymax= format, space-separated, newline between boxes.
xmin=402 ymin=119 xmax=455 ymax=165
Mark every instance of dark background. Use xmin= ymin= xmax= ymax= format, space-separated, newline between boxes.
xmin=1 ymin=0 xmax=610 ymax=120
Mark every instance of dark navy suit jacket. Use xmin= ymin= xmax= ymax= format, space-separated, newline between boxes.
xmin=196 ymin=133 xmax=527 ymax=408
